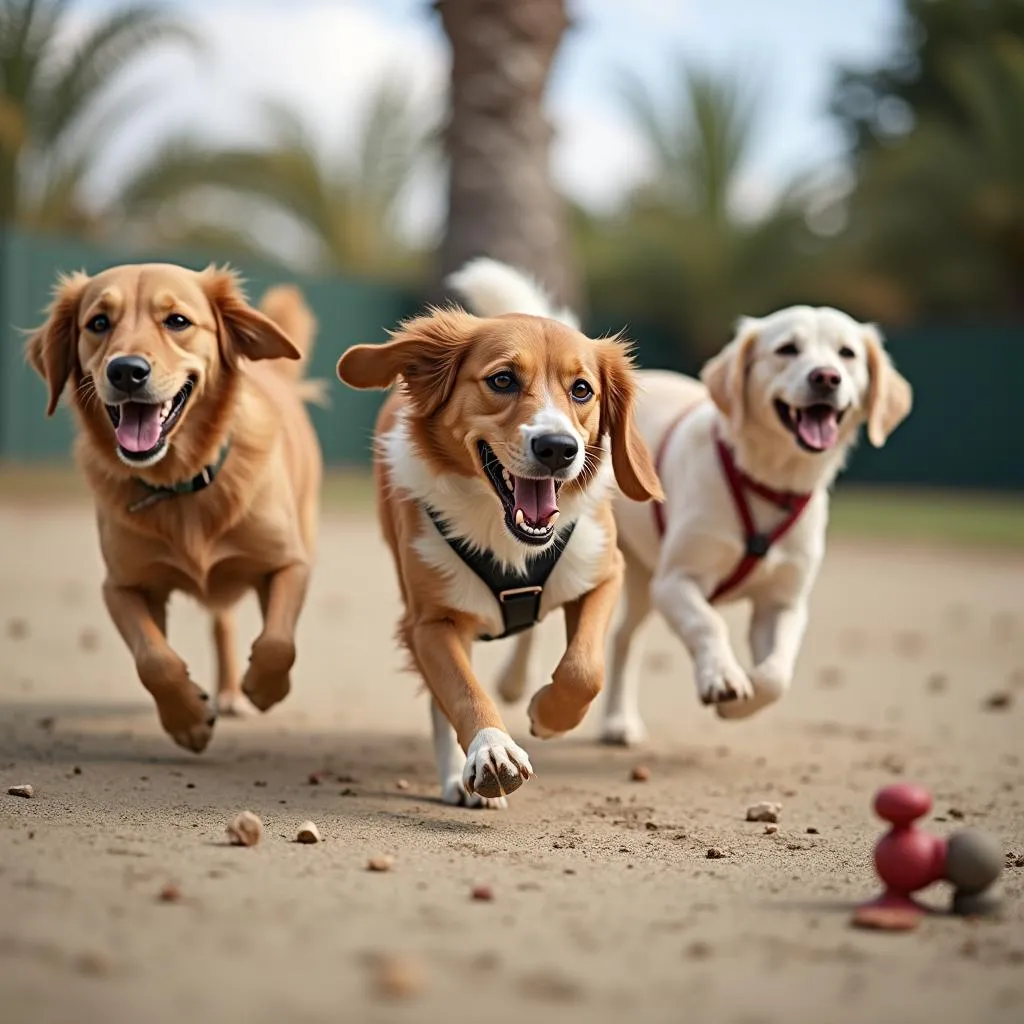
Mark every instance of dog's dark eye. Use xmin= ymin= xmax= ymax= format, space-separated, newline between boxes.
xmin=776 ymin=341 xmax=799 ymax=356
xmin=164 ymin=313 xmax=192 ymax=332
xmin=86 ymin=314 xmax=111 ymax=334
xmin=570 ymin=379 xmax=594 ymax=403
xmin=839 ymin=345 xmax=856 ymax=359
xmin=486 ymin=371 xmax=518 ymax=394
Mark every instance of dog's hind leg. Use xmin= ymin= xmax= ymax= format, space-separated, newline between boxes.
xmin=495 ymin=629 xmax=541 ymax=704
xmin=212 ymin=609 xmax=255 ymax=717
xmin=600 ymin=550 xmax=652 ymax=746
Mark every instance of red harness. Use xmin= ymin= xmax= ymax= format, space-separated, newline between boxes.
xmin=653 ymin=409 xmax=812 ymax=603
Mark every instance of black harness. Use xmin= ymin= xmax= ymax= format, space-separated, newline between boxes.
xmin=127 ymin=443 xmax=231 ymax=513
xmin=423 ymin=505 xmax=576 ymax=641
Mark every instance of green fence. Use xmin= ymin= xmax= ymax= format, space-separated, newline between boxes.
xmin=1 ymin=230 xmax=1021 ymax=491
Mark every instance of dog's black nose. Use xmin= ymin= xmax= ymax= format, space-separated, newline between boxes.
xmin=106 ymin=355 xmax=151 ymax=394
xmin=808 ymin=366 xmax=841 ymax=393
xmin=531 ymin=433 xmax=579 ymax=472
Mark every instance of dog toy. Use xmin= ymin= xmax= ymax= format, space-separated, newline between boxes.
xmin=853 ymin=782 xmax=1003 ymax=930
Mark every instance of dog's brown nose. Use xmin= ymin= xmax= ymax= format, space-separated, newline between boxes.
xmin=808 ymin=366 xmax=841 ymax=392
xmin=531 ymin=433 xmax=578 ymax=473
xmin=106 ymin=355 xmax=151 ymax=394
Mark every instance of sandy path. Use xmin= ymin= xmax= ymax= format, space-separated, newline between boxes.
xmin=1 ymin=504 xmax=1022 ymax=1024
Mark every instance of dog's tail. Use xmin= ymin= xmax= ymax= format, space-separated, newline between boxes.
xmin=258 ymin=284 xmax=329 ymax=406
xmin=445 ymin=257 xmax=580 ymax=329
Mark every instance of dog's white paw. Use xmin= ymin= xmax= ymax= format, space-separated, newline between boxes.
xmin=696 ymin=652 xmax=754 ymax=706
xmin=716 ymin=664 xmax=786 ymax=720
xmin=600 ymin=710 xmax=648 ymax=747
xmin=217 ymin=691 xmax=258 ymax=717
xmin=463 ymin=728 xmax=533 ymax=800
xmin=441 ymin=775 xmax=508 ymax=810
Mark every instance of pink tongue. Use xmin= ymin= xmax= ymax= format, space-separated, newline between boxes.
xmin=512 ymin=476 xmax=558 ymax=526
xmin=796 ymin=407 xmax=839 ymax=451
xmin=115 ymin=403 xmax=162 ymax=453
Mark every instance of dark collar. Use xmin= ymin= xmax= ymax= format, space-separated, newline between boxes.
xmin=423 ymin=504 xmax=576 ymax=641
xmin=128 ymin=443 xmax=232 ymax=513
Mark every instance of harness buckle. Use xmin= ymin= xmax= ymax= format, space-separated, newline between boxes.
xmin=498 ymin=585 xmax=543 ymax=603
xmin=746 ymin=532 xmax=771 ymax=558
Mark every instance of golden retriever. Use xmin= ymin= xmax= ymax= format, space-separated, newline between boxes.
xmin=26 ymin=264 xmax=322 ymax=753
xmin=500 ymin=306 xmax=913 ymax=743
xmin=336 ymin=258 xmax=662 ymax=807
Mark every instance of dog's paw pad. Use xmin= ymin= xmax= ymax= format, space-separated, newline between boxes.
xmin=170 ymin=720 xmax=215 ymax=754
xmin=463 ymin=728 xmax=532 ymax=800
xmin=697 ymin=660 xmax=754 ymax=705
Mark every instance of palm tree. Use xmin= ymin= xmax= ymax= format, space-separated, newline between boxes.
xmin=114 ymin=79 xmax=435 ymax=279
xmin=833 ymin=36 xmax=1024 ymax=319
xmin=579 ymin=62 xmax=816 ymax=357
xmin=0 ymin=0 xmax=199 ymax=234
xmin=434 ymin=0 xmax=579 ymax=308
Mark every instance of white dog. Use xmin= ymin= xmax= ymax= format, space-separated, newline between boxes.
xmin=496 ymin=306 xmax=913 ymax=743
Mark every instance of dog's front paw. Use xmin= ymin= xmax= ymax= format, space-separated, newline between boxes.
xmin=441 ymin=775 xmax=508 ymax=810
xmin=716 ymin=663 xmax=786 ymax=720
xmin=139 ymin=654 xmax=216 ymax=753
xmin=600 ymin=710 xmax=648 ymax=747
xmin=241 ymin=635 xmax=295 ymax=712
xmin=696 ymin=652 xmax=754 ymax=706
xmin=463 ymin=728 xmax=533 ymax=800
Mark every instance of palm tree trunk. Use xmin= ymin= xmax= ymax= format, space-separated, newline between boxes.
xmin=434 ymin=0 xmax=580 ymax=310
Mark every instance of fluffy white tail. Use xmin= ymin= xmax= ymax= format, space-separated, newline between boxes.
xmin=446 ymin=257 xmax=580 ymax=329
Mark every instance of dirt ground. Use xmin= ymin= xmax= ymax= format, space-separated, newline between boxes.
xmin=1 ymin=500 xmax=1022 ymax=1024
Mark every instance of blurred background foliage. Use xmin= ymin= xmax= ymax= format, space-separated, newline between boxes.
xmin=1 ymin=0 xmax=1021 ymax=361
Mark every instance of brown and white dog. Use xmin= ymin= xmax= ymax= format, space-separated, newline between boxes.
xmin=336 ymin=258 xmax=662 ymax=807
xmin=499 ymin=306 xmax=913 ymax=743
xmin=27 ymin=264 xmax=322 ymax=753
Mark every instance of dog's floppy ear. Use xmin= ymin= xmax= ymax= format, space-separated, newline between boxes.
xmin=26 ymin=272 xmax=89 ymax=417
xmin=701 ymin=317 xmax=760 ymax=430
xmin=863 ymin=325 xmax=912 ymax=447
xmin=202 ymin=266 xmax=300 ymax=365
xmin=597 ymin=337 xmax=663 ymax=503
xmin=336 ymin=307 xmax=477 ymax=416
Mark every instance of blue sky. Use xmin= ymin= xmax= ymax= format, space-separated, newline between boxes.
xmin=76 ymin=0 xmax=902 ymax=234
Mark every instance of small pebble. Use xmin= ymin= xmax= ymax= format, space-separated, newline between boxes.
xmin=746 ymin=801 xmax=782 ymax=823
xmin=806 ymin=827 xmax=819 ymax=835
xmin=926 ymin=672 xmax=948 ymax=693
xmin=158 ymin=882 xmax=182 ymax=903
xmin=8 ymin=785 xmax=33 ymax=798
xmin=396 ymin=778 xmax=410 ymax=791
xmin=6 ymin=617 xmax=29 ymax=640
xmin=984 ymin=691 xmax=1013 ymax=711
xmin=368 ymin=855 xmax=395 ymax=872
xmin=631 ymin=765 xmax=651 ymax=782
xmin=371 ymin=953 xmax=425 ymax=1000
xmin=706 ymin=847 xmax=725 ymax=859
xmin=948 ymin=808 xmax=965 ymax=820
xmin=471 ymin=884 xmax=494 ymax=901
xmin=296 ymin=820 xmax=321 ymax=844
xmin=764 ymin=824 xmax=779 ymax=835
xmin=73 ymin=766 xmax=82 ymax=775
xmin=78 ymin=628 xmax=99 ymax=652
xmin=226 ymin=810 xmax=263 ymax=847
xmin=817 ymin=665 xmax=844 ymax=688
xmin=307 ymin=772 xmax=323 ymax=786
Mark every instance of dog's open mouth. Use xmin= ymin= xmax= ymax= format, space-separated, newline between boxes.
xmin=774 ymin=399 xmax=847 ymax=453
xmin=479 ymin=441 xmax=561 ymax=546
xmin=106 ymin=377 xmax=196 ymax=462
